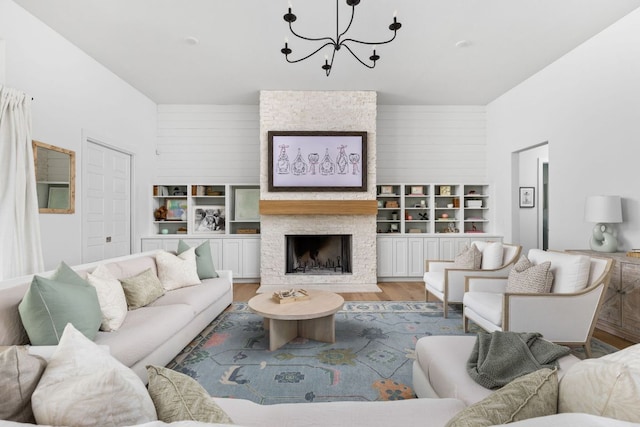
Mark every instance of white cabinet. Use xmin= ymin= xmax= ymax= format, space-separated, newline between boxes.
xmin=377 ymin=237 xmax=408 ymax=277
xmin=407 ymin=237 xmax=425 ymax=277
xmin=222 ymin=237 xmax=260 ymax=279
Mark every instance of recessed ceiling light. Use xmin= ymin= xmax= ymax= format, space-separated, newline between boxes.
xmin=455 ymin=40 xmax=471 ymax=48
xmin=185 ymin=36 xmax=199 ymax=46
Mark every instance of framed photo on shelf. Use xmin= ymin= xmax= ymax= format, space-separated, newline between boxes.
xmin=234 ymin=188 xmax=260 ymax=221
xmin=410 ymin=186 xmax=424 ymax=195
xmin=165 ymin=199 xmax=187 ymax=220
xmin=519 ymin=187 xmax=535 ymax=208
xmin=193 ymin=206 xmax=225 ymax=233
xmin=380 ymin=185 xmax=394 ymax=195
xmin=439 ymin=186 xmax=451 ymax=196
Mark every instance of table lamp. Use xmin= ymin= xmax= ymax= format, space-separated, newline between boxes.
xmin=584 ymin=195 xmax=622 ymax=252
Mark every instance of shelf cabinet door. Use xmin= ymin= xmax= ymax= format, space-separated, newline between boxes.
xmin=222 ymin=237 xmax=260 ymax=279
xmin=407 ymin=238 xmax=425 ymax=277
xmin=392 ymin=238 xmax=408 ymax=276
xmin=377 ymin=237 xmax=394 ymax=277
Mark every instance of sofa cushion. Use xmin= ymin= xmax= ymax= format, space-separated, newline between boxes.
xmin=120 ymin=268 xmax=165 ymax=310
xmin=462 ymin=292 xmax=503 ymax=326
xmin=480 ymin=242 xmax=504 ymax=270
xmin=559 ymin=343 xmax=640 ymax=423
xmin=424 ymin=272 xmax=445 ymax=292
xmin=0 ymin=346 xmax=46 ymax=423
xmin=156 ymin=249 xmax=201 ymax=291
xmin=178 ymin=240 xmax=218 ymax=279
xmin=0 ymin=283 xmax=31 ymax=345
xmin=94 ymin=303 xmax=195 ymax=368
xmin=86 ymin=264 xmax=128 ymax=331
xmin=506 ymin=256 xmax=554 ymax=294
xmin=31 ymin=323 xmax=157 ymax=427
xmin=150 ymin=278 xmax=231 ymax=315
xmin=453 ymin=244 xmax=482 ymax=269
xmin=147 ymin=365 xmax=233 ymax=424
xmin=18 ymin=262 xmax=102 ymax=345
xmin=528 ymin=249 xmax=590 ymax=293
xmin=445 ymin=368 xmax=558 ymax=427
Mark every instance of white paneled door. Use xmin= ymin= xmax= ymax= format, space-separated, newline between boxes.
xmin=82 ymin=138 xmax=132 ymax=263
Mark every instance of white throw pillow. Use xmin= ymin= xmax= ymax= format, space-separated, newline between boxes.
xmin=559 ymin=343 xmax=640 ymax=423
xmin=31 ymin=323 xmax=157 ymax=427
xmin=156 ymin=248 xmax=201 ymax=291
xmin=528 ymin=249 xmax=590 ymax=293
xmin=86 ymin=264 xmax=128 ymax=331
xmin=480 ymin=241 xmax=504 ymax=270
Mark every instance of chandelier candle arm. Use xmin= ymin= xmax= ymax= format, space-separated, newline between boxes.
xmin=280 ymin=0 xmax=401 ymax=76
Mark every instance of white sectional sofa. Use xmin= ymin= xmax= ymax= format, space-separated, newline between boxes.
xmin=0 ymin=250 xmax=233 ymax=380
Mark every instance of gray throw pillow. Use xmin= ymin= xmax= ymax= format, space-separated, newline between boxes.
xmin=177 ymin=240 xmax=218 ymax=279
xmin=0 ymin=346 xmax=46 ymax=423
xmin=147 ymin=365 xmax=233 ymax=424
xmin=18 ymin=262 xmax=102 ymax=345
xmin=453 ymin=244 xmax=482 ymax=269
xmin=506 ymin=255 xmax=554 ymax=293
xmin=120 ymin=268 xmax=165 ymax=309
xmin=446 ymin=368 xmax=558 ymax=427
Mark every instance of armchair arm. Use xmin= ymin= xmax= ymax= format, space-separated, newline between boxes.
xmin=425 ymin=260 xmax=454 ymax=273
xmin=504 ymin=283 xmax=606 ymax=343
xmin=465 ymin=276 xmax=508 ymax=293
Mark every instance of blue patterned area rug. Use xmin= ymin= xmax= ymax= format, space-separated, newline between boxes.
xmin=166 ymin=301 xmax=616 ymax=405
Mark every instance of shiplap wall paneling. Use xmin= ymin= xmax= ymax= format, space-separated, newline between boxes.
xmin=376 ymin=105 xmax=487 ymax=183
xmin=156 ymin=105 xmax=259 ymax=183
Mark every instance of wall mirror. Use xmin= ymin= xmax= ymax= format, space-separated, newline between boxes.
xmin=33 ymin=140 xmax=75 ymax=213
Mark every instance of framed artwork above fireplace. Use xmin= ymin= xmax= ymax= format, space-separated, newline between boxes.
xmin=268 ymin=130 xmax=367 ymax=192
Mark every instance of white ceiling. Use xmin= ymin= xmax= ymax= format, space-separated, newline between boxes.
xmin=14 ymin=0 xmax=640 ymax=105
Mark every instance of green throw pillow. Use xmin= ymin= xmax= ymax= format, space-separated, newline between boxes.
xmin=146 ymin=365 xmax=233 ymax=424
xmin=18 ymin=262 xmax=102 ymax=345
xmin=120 ymin=268 xmax=165 ymax=310
xmin=445 ymin=368 xmax=558 ymax=427
xmin=177 ymin=240 xmax=218 ymax=279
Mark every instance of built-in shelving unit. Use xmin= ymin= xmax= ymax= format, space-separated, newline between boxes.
xmin=376 ymin=183 xmax=491 ymax=235
xmin=151 ymin=184 xmax=260 ymax=236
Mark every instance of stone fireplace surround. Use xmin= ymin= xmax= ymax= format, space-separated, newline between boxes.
xmin=258 ymin=91 xmax=379 ymax=293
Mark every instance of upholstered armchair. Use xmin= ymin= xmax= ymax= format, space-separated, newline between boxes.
xmin=462 ymin=249 xmax=613 ymax=357
xmin=423 ymin=242 xmax=522 ymax=318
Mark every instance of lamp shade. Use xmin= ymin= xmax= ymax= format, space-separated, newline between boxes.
xmin=584 ymin=195 xmax=622 ymax=223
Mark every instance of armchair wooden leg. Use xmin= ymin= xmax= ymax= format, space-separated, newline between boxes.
xmin=443 ymin=303 xmax=448 ymax=318
xmin=463 ymin=315 xmax=469 ymax=333
xmin=583 ymin=339 xmax=593 ymax=358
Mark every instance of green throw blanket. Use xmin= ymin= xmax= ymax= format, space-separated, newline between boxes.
xmin=467 ymin=331 xmax=571 ymax=389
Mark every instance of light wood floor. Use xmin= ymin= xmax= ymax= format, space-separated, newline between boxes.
xmin=233 ymin=282 xmax=634 ymax=350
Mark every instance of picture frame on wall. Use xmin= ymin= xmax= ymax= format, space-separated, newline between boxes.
xmin=267 ymin=131 xmax=367 ymax=192
xmin=519 ymin=187 xmax=535 ymax=208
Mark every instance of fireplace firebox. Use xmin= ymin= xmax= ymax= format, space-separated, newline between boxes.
xmin=286 ymin=234 xmax=352 ymax=275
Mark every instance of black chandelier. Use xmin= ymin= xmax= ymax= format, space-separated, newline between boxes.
xmin=280 ymin=0 xmax=402 ymax=76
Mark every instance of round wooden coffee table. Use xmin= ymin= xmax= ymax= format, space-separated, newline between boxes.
xmin=248 ymin=290 xmax=344 ymax=351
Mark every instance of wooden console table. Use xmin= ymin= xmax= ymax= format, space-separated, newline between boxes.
xmin=568 ymin=250 xmax=640 ymax=343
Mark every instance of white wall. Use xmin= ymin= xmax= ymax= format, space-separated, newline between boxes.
xmin=487 ymin=7 xmax=640 ymax=252
xmin=1 ymin=0 xmax=157 ymax=269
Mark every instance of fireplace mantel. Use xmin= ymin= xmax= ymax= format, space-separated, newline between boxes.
xmin=259 ymin=200 xmax=377 ymax=215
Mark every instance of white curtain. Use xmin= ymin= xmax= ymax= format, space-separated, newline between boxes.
xmin=0 ymin=85 xmax=44 ymax=280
